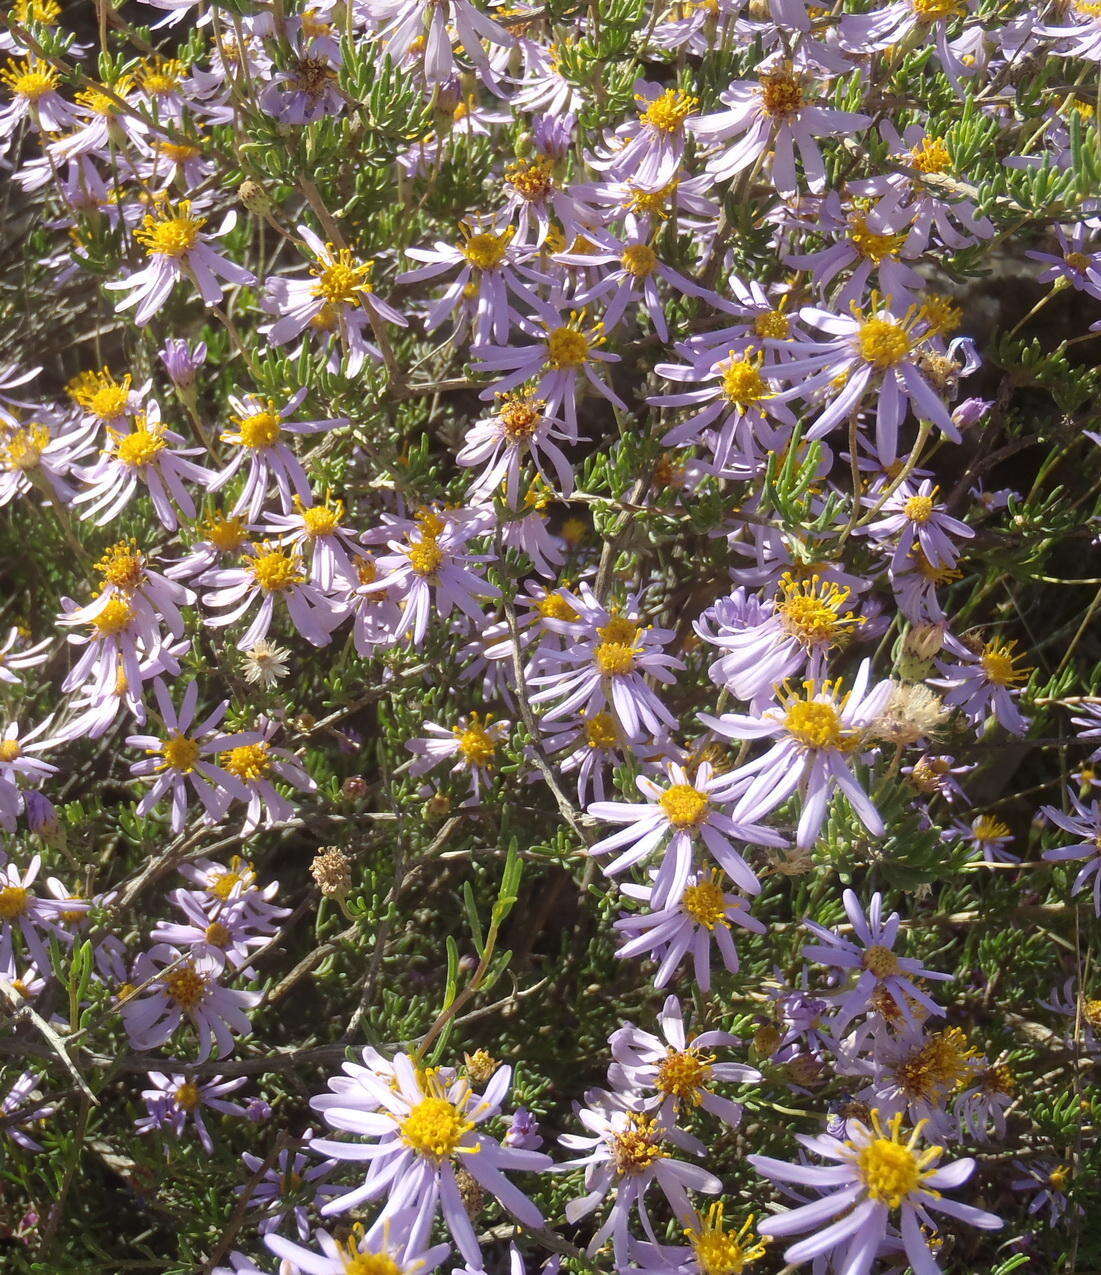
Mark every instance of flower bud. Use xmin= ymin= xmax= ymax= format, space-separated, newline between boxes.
xmin=341 ymin=775 xmax=368 ymax=800
xmin=238 ymin=178 xmax=272 ymax=215
xmin=158 ymin=338 xmax=207 ymax=390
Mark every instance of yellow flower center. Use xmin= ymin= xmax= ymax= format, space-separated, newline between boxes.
xmin=312 ymin=251 xmax=374 ymax=305
xmin=209 ymin=866 xmax=248 ymax=901
xmin=895 ymin=1028 xmax=978 ymax=1102
xmin=160 ymin=734 xmax=200 ymax=772
xmin=96 ymin=541 xmax=145 ymax=590
xmin=204 ymin=921 xmax=231 ymax=948
xmin=971 ymin=814 xmax=1010 ymax=841
xmin=399 ymin=1096 xmax=474 ymax=1160
xmin=656 ymin=1047 xmax=713 ymax=1101
xmin=909 ymin=135 xmax=951 ymax=173
xmin=163 ymin=963 xmax=206 ymax=1008
xmin=461 ymin=229 xmax=512 ymax=271
xmin=454 ymin=716 xmax=498 ymax=768
xmin=612 ymin=1114 xmax=667 ymax=1176
xmin=659 ymin=783 xmax=710 ymax=829
xmin=681 ymin=874 xmax=728 ymax=929
xmin=919 ymin=294 xmax=962 ymax=336
xmin=249 ymin=547 xmax=305 ymax=592
xmin=854 ymin=1114 xmax=940 ymax=1210
xmin=721 ymin=352 xmax=770 ymax=404
xmin=134 ymin=201 xmax=205 ymax=258
xmin=979 ymin=639 xmax=1031 ymax=687
xmin=76 ymin=77 xmax=133 ymax=114
xmin=639 ymin=87 xmax=698 ymax=131
xmin=68 ymin=369 xmax=132 ymax=420
xmin=0 ymin=739 xmax=21 ymax=762
xmin=687 ymin=1205 xmax=768 ymax=1275
xmin=759 ymin=66 xmax=804 ymax=117
xmin=545 ymin=325 xmax=591 ymax=369
xmin=904 ymin=493 xmax=935 ymax=523
xmin=754 ymin=308 xmax=790 ymax=339
xmin=626 ymin=179 xmax=680 ymax=217
xmin=621 ymin=243 xmax=659 ymax=277
xmin=504 ymin=158 xmax=554 ymax=203
xmin=344 ymin=1254 xmax=403 ymax=1275
xmin=0 ymin=885 xmax=30 ymax=919
xmin=139 ymin=57 xmax=185 ymax=95
xmin=174 ymin=1081 xmax=201 ymax=1111
xmin=204 ymin=513 xmax=249 ymax=552
xmin=849 ymin=214 xmax=907 ymax=264
xmin=858 ymin=317 xmax=911 ymax=368
xmin=93 ymin=597 xmax=135 ymax=636
xmin=0 ymin=57 xmax=58 ymax=100
xmin=862 ymin=944 xmax=901 ymax=977
xmin=498 ymin=392 xmax=544 ymax=439
xmin=777 ymin=573 xmax=858 ymax=647
xmin=12 ymin=0 xmax=62 ymax=24
xmin=300 ymin=500 xmax=343 ymax=537
xmin=233 ymin=408 xmax=282 ymax=449
xmin=585 ymin=711 xmax=620 ymax=749
xmin=115 ymin=424 xmax=167 ymax=468
xmin=784 ymin=697 xmax=850 ymax=749
xmin=220 ymin=742 xmax=271 ymax=781
xmin=406 ymin=536 xmax=445 ymax=577
xmin=911 ymin=0 xmax=966 ymax=20
xmin=2 ymin=423 xmax=49 ymax=471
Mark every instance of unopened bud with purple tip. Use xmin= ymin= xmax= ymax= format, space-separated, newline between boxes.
xmin=159 ymin=339 xmax=207 ymax=391
xmin=952 ymin=396 xmax=992 ymax=429
xmin=532 ymin=112 xmax=575 ymax=159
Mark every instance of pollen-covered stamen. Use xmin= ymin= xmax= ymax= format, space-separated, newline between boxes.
xmin=230 ymin=405 xmax=282 ymax=449
xmin=656 ymin=1046 xmax=715 ymax=1102
xmin=0 ymin=885 xmax=30 ymax=919
xmin=681 ymin=873 xmax=729 ymax=929
xmin=219 ymin=743 xmax=270 ymax=783
xmin=96 ymin=541 xmax=145 ymax=591
xmin=163 ymin=962 xmax=207 ymax=1008
xmin=399 ymin=1095 xmax=475 ymax=1160
xmin=626 ymin=178 xmax=680 ymax=218
xmin=0 ymin=57 xmax=59 ymax=100
xmin=909 ymin=135 xmax=951 ymax=173
xmin=853 ymin=1111 xmax=942 ymax=1210
xmin=979 ymin=638 xmax=1031 ymax=687
xmin=113 ymin=420 xmax=167 ymax=468
xmin=453 ymin=714 xmax=499 ymax=768
xmin=971 ymin=814 xmax=1010 ymax=842
xmin=611 ymin=1113 xmax=667 ymax=1176
xmin=248 ymin=546 xmax=305 ymax=592
xmin=2 ymin=424 xmax=50 ymax=471
xmin=405 ymin=534 xmax=445 ymax=578
xmin=911 ymin=0 xmax=967 ymax=21
xmin=759 ymin=65 xmax=805 ymax=118
xmin=686 ymin=1204 xmax=769 ymax=1275
xmin=498 ymin=391 xmax=545 ymax=440
xmin=659 ymin=783 xmax=711 ymax=829
xmin=295 ymin=494 xmax=344 ymax=537
xmin=862 ymin=944 xmax=901 ymax=978
xmin=341 ymin=1248 xmax=402 ymax=1275
xmin=781 ymin=682 xmax=858 ymax=751
xmin=134 ymin=199 xmax=206 ymax=258
xmin=594 ymin=614 xmax=643 ymax=676
xmin=544 ymin=318 xmax=599 ymax=370
xmin=293 ymin=55 xmax=335 ymax=97
xmin=621 ymin=243 xmax=659 ymax=277
xmin=204 ymin=921 xmax=231 ymax=948
xmin=638 ymin=87 xmax=698 ymax=131
xmin=721 ymin=349 xmax=771 ymax=405
xmin=0 ymin=739 xmax=21 ymax=762
xmin=460 ymin=225 xmax=514 ymax=271
xmin=754 ymin=308 xmax=790 ymax=340
xmin=504 ymin=158 xmax=554 ymax=203
xmin=311 ymin=249 xmax=374 ymax=305
xmin=68 ymin=368 xmax=132 ymax=420
xmin=849 ymin=214 xmax=907 ymax=264
xmin=857 ymin=316 xmax=913 ymax=369
xmin=904 ymin=491 xmax=936 ymax=522
xmin=174 ymin=1081 xmax=201 ymax=1110
xmin=777 ymin=573 xmax=860 ymax=648
xmin=92 ymin=596 xmax=136 ymax=636
xmin=581 ymin=711 xmax=619 ymax=749
xmin=894 ymin=1027 xmax=980 ymax=1102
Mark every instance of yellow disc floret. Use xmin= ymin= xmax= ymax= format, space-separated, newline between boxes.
xmin=659 ymin=783 xmax=711 ymax=829
xmin=687 ymin=1204 xmax=769 ymax=1275
xmin=134 ymin=199 xmax=205 ymax=258
xmin=854 ymin=1111 xmax=941 ymax=1210
xmin=638 ymin=87 xmax=698 ymax=131
xmin=400 ymin=1095 xmax=474 ymax=1160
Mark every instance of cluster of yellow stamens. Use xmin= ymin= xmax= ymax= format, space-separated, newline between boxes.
xmin=544 ymin=312 xmax=602 ymax=370
xmin=611 ymin=1113 xmax=667 ymax=1176
xmin=638 ymin=87 xmax=698 ymax=131
xmin=247 ymin=544 xmax=306 ymax=593
xmin=311 ymin=248 xmax=374 ymax=306
xmin=776 ymin=572 xmax=860 ymax=649
xmin=134 ymin=199 xmax=206 ymax=258
xmin=851 ymin=1111 xmax=942 ymax=1210
xmin=594 ymin=613 xmax=644 ymax=677
xmin=686 ymin=1204 xmax=769 ymax=1275
xmin=68 ymin=368 xmax=132 ymax=421
xmin=0 ymin=56 xmax=59 ymax=100
xmin=781 ymin=680 xmax=859 ymax=751
xmin=453 ymin=712 xmax=500 ymax=768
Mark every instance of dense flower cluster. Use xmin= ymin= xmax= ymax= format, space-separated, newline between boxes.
xmin=0 ymin=0 xmax=1099 ymax=1268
